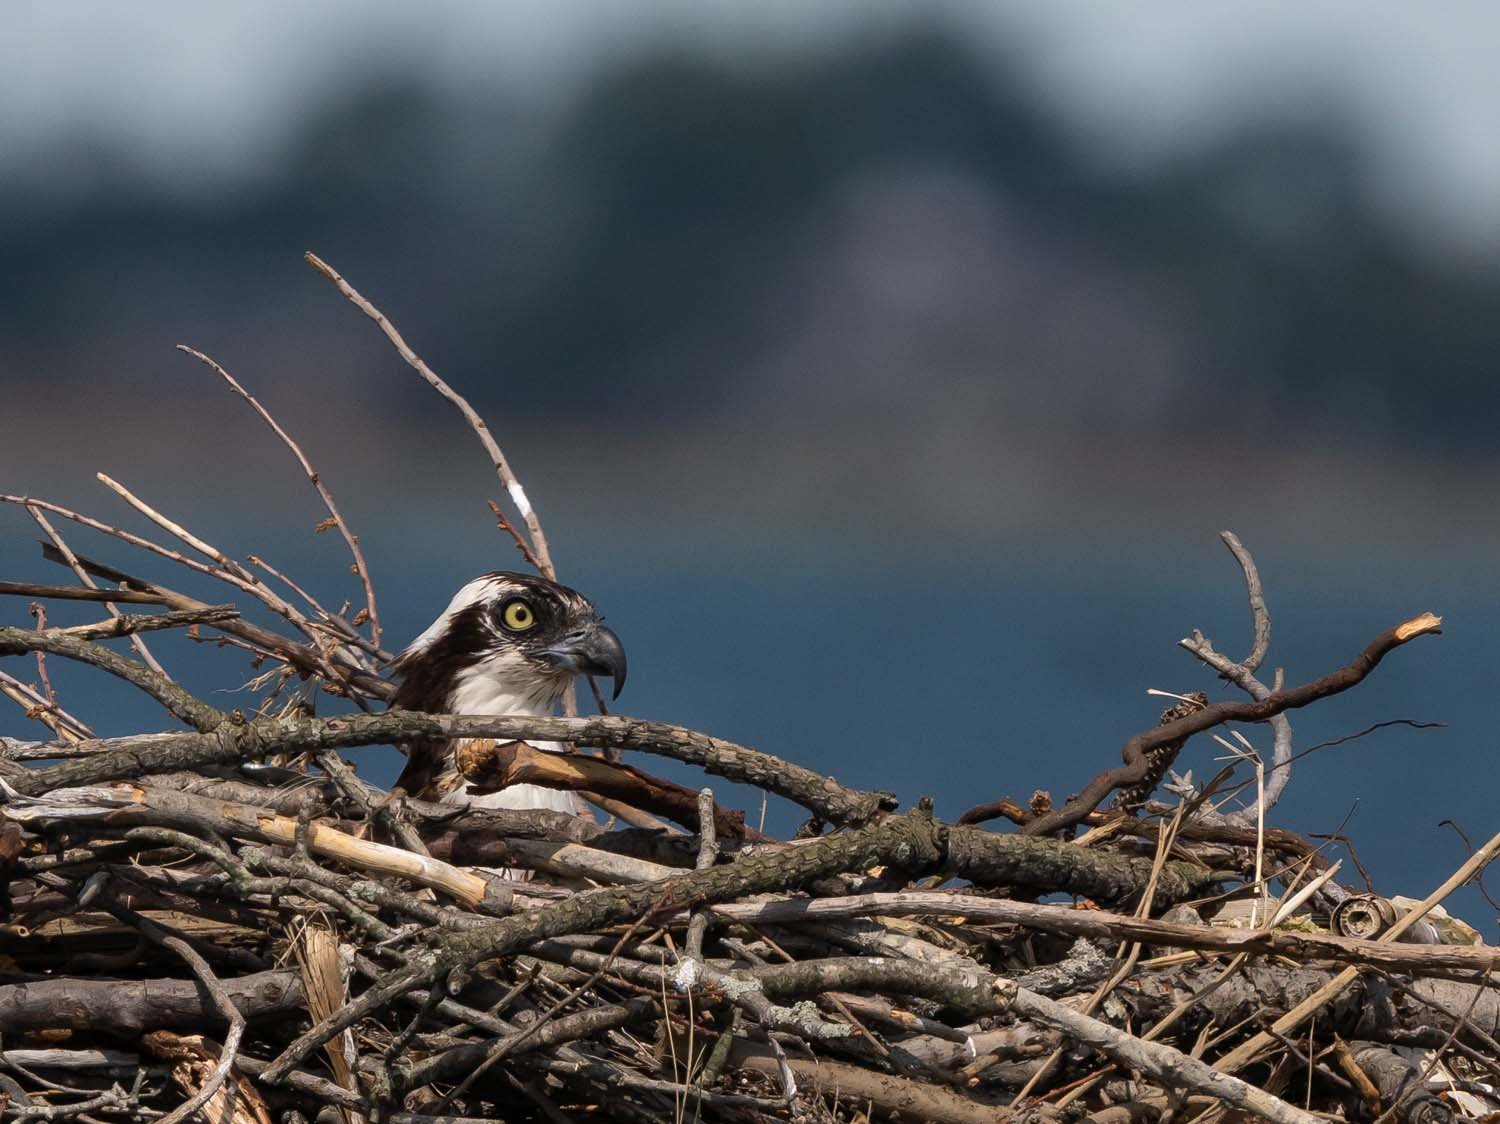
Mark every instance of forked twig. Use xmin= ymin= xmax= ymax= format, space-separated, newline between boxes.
xmin=1180 ymin=530 xmax=1293 ymax=826
xmin=1021 ymin=610 xmax=1443 ymax=837
xmin=27 ymin=602 xmax=55 ymax=710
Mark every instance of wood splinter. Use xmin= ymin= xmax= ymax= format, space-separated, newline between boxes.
xmin=457 ymin=738 xmax=764 ymax=840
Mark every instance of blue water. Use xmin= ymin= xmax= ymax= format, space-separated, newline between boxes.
xmin=4 ymin=538 xmax=1494 ymax=933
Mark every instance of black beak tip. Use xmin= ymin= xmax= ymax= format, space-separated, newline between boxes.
xmin=601 ymin=625 xmax=627 ymax=699
xmin=545 ymin=622 xmax=627 ymax=699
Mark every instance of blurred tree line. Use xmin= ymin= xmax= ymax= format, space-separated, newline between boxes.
xmin=3 ymin=30 xmax=1495 ymax=451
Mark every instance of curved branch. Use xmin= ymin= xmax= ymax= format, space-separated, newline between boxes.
xmin=1020 ymin=612 xmax=1442 ymax=837
xmin=1221 ymin=530 xmax=1270 ymax=672
xmin=1178 ymin=531 xmax=1294 ymax=825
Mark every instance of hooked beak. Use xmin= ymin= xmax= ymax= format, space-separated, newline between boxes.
xmin=541 ymin=622 xmax=628 ymax=699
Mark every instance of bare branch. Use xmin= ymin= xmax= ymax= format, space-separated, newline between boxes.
xmin=27 ymin=503 xmax=170 ymax=678
xmin=179 ymin=344 xmax=383 ymax=651
xmin=304 ymin=251 xmax=556 ymax=579
xmin=1022 ymin=611 xmax=1442 ymax=837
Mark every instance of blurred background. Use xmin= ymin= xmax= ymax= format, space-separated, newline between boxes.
xmin=3 ymin=2 xmax=1497 ymax=922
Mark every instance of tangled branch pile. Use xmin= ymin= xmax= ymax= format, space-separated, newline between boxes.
xmin=1 ymin=256 xmax=1492 ymax=1124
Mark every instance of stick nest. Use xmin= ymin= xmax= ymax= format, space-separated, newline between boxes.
xmin=0 ymin=256 xmax=1483 ymax=1124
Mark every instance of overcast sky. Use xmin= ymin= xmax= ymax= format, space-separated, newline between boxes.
xmin=7 ymin=1 xmax=1500 ymax=257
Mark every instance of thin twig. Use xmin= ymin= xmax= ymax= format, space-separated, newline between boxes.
xmin=180 ymin=344 xmax=383 ymax=650
xmin=27 ymin=602 xmax=55 ymax=711
xmin=486 ymin=499 xmax=542 ymax=572
xmin=304 ymin=251 xmax=556 ymax=580
xmin=0 ymin=668 xmax=94 ymax=741
xmin=1024 ymin=610 xmax=1442 ymax=837
xmin=27 ymin=504 xmax=170 ymax=678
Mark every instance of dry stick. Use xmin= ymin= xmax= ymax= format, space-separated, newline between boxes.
xmin=0 ymin=581 xmax=165 ymax=605
xmin=1022 ymin=612 xmax=1443 ymax=837
xmin=688 ymin=888 xmax=1500 ymax=975
xmin=684 ymin=788 xmax=720 ymax=960
xmin=583 ymin=792 xmax=681 ymax=833
xmin=304 ymin=252 xmax=554 ymax=581
xmin=1052 ymin=864 xmax=1345 ymax=1111
xmin=316 ymin=749 xmax=431 ymax=858
xmin=425 ymin=895 xmax=669 ymax=1109
xmin=246 ymin=553 xmax=379 ymax=664
xmin=302 ymin=250 xmax=589 ymax=725
xmin=114 ymin=905 xmax=248 ymax=1124
xmin=33 ymin=546 xmax=392 ymax=700
xmin=94 ymin=472 xmax=304 ymax=622
xmin=16 ymin=498 xmax=383 ymax=698
xmin=1215 ymin=827 xmax=1500 ymax=1074
xmin=150 ymin=944 xmax=247 ymax=1124
xmin=1221 ymin=530 xmax=1270 ymax=673
xmin=1331 ymin=1037 xmax=1384 ymax=1116
xmin=0 ymin=690 xmax=888 ymax=825
xmin=0 ymin=668 xmax=93 ymax=742
xmin=12 ymin=782 xmax=492 ymax=907
xmin=0 ymin=494 xmax=235 ymax=586
xmin=51 ymin=606 xmax=239 ymax=640
xmin=70 ymin=475 xmax=383 ymax=703
xmin=179 ymin=344 xmax=383 ymax=651
xmin=27 ymin=602 xmax=55 ymax=713
xmin=27 ymin=504 xmax=170 ymax=678
xmin=1013 ymin=802 xmax=1187 ymax=1106
xmin=2 ymin=493 xmax=327 ymax=651
xmin=1000 ymin=983 xmax=1324 ymax=1124
xmin=486 ymin=499 xmax=542 ymax=572
xmin=4 ymin=1085 xmax=139 ymax=1118
xmin=457 ymin=739 xmax=760 ymax=838
xmin=261 ymin=811 xmax=943 ymax=1083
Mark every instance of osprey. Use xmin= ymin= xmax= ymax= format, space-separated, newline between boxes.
xmin=389 ymin=572 xmax=627 ymax=815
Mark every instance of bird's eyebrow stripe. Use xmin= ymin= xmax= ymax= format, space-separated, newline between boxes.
xmin=396 ymin=572 xmax=599 ymax=664
xmin=399 ymin=575 xmax=512 ymax=658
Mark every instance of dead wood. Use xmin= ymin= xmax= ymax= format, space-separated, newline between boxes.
xmin=0 ymin=259 xmax=1479 ymax=1122
xmin=0 ymin=971 xmax=304 ymax=1032
xmin=455 ymin=738 xmax=766 ymax=840
xmin=1021 ymin=611 xmax=1442 ymax=837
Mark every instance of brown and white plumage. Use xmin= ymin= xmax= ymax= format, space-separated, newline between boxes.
xmin=389 ymin=572 xmax=626 ymax=817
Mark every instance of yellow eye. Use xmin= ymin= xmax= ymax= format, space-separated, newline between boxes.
xmin=500 ymin=600 xmax=536 ymax=632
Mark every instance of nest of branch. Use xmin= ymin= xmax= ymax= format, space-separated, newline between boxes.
xmin=0 ymin=256 xmax=1487 ymax=1124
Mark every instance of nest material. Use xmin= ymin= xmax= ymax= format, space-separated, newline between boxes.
xmin=0 ymin=255 xmax=1482 ymax=1124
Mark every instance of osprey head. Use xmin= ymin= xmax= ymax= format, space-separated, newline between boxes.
xmin=391 ymin=572 xmax=626 ymax=715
